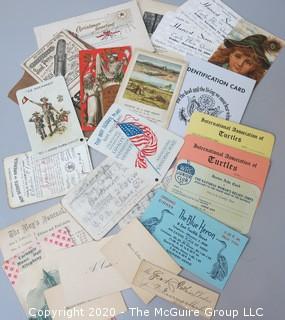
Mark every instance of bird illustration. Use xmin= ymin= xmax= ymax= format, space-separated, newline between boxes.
xmin=209 ymin=239 xmax=228 ymax=281
xmin=142 ymin=209 xmax=173 ymax=233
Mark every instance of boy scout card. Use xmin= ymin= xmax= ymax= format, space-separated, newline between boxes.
xmin=22 ymin=30 xmax=86 ymax=110
xmin=115 ymin=50 xmax=187 ymax=127
xmin=16 ymin=76 xmax=83 ymax=153
xmin=168 ymin=56 xmax=255 ymax=137
xmin=188 ymin=112 xmax=275 ymax=158
xmin=79 ymin=46 xmax=131 ymax=133
xmin=179 ymin=134 xmax=270 ymax=193
xmin=87 ymin=104 xmax=184 ymax=182
xmin=62 ymin=158 xmax=155 ymax=241
xmin=4 ymin=141 xmax=92 ymax=208
xmin=133 ymin=260 xmax=219 ymax=319
xmin=141 ymin=189 xmax=248 ymax=289
xmin=167 ymin=158 xmax=260 ymax=234
xmin=34 ymin=1 xmax=154 ymax=52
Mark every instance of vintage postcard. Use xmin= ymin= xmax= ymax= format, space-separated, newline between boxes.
xmin=0 ymin=204 xmax=91 ymax=260
xmin=62 ymin=157 xmax=155 ymax=240
xmin=22 ymin=30 xmax=86 ymax=111
xmin=34 ymin=1 xmax=154 ymax=52
xmin=45 ymin=286 xmax=126 ymax=320
xmin=79 ymin=47 xmax=131 ymax=133
xmin=87 ymin=104 xmax=184 ymax=181
xmin=16 ymin=77 xmax=83 ymax=153
xmin=115 ymin=50 xmax=187 ymax=127
xmin=168 ymin=56 xmax=256 ymax=137
xmin=167 ymin=160 xmax=260 ymax=234
xmin=209 ymin=19 xmax=285 ymax=84
xmin=101 ymin=219 xmax=181 ymax=304
xmin=178 ymin=134 xmax=270 ymax=193
xmin=141 ymin=189 xmax=249 ymax=288
xmin=188 ymin=112 xmax=275 ymax=158
xmin=138 ymin=0 xmax=178 ymax=56
xmin=133 ymin=260 xmax=220 ymax=319
xmin=4 ymin=141 xmax=92 ymax=208
xmin=119 ymin=169 xmax=173 ymax=229
xmin=58 ymin=237 xmax=129 ymax=307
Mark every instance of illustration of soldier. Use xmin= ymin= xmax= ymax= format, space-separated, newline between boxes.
xmin=23 ymin=96 xmax=60 ymax=136
xmin=29 ymin=112 xmax=47 ymax=141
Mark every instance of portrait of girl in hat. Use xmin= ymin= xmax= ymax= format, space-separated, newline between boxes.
xmin=209 ymin=34 xmax=282 ymax=83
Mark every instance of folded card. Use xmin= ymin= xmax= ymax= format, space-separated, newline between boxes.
xmin=133 ymin=260 xmax=220 ymax=319
xmin=87 ymin=104 xmax=183 ymax=182
xmin=79 ymin=47 xmax=131 ymax=135
xmin=34 ymin=1 xmax=154 ymax=52
xmin=141 ymin=189 xmax=248 ymax=288
xmin=101 ymin=219 xmax=181 ymax=304
xmin=62 ymin=158 xmax=155 ymax=240
xmin=16 ymin=76 xmax=83 ymax=153
xmin=188 ymin=112 xmax=275 ymax=158
xmin=115 ymin=49 xmax=187 ymax=128
xmin=4 ymin=140 xmax=92 ymax=208
xmin=168 ymin=56 xmax=255 ymax=137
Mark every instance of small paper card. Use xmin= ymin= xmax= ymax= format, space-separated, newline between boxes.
xmin=34 ymin=1 xmax=154 ymax=52
xmin=115 ymin=50 xmax=187 ymax=127
xmin=101 ymin=219 xmax=181 ymax=304
xmin=45 ymin=285 xmax=127 ymax=320
xmin=22 ymin=30 xmax=86 ymax=108
xmin=168 ymin=56 xmax=256 ymax=137
xmin=4 ymin=141 xmax=92 ymax=208
xmin=178 ymin=134 xmax=270 ymax=193
xmin=62 ymin=158 xmax=155 ymax=240
xmin=16 ymin=76 xmax=83 ymax=153
xmin=87 ymin=104 xmax=184 ymax=181
xmin=0 ymin=204 xmax=91 ymax=260
xmin=133 ymin=260 xmax=220 ymax=319
xmin=187 ymin=112 xmax=275 ymax=158
xmin=79 ymin=47 xmax=132 ymax=134
xmin=141 ymin=189 xmax=248 ymax=288
xmin=167 ymin=160 xmax=260 ymax=234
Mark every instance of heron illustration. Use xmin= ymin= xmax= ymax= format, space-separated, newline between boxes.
xmin=142 ymin=209 xmax=173 ymax=233
xmin=209 ymin=239 xmax=228 ymax=281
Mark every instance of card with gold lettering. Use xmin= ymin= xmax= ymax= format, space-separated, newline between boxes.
xmin=141 ymin=189 xmax=248 ymax=289
xmin=133 ymin=260 xmax=220 ymax=319
xmin=187 ymin=112 xmax=275 ymax=158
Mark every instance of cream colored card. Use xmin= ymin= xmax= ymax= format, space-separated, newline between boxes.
xmin=133 ymin=260 xmax=219 ymax=319
xmin=45 ymin=285 xmax=127 ymax=320
xmin=34 ymin=1 xmax=154 ymax=52
xmin=115 ymin=50 xmax=187 ymax=128
xmin=101 ymin=219 xmax=181 ymax=304
xmin=4 ymin=141 xmax=92 ymax=208
xmin=62 ymin=157 xmax=155 ymax=240
xmin=187 ymin=112 xmax=275 ymax=158
xmin=0 ymin=204 xmax=91 ymax=260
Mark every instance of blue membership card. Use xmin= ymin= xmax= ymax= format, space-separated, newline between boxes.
xmin=141 ymin=189 xmax=248 ymax=289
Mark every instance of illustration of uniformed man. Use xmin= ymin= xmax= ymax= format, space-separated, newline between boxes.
xmin=29 ymin=112 xmax=47 ymax=140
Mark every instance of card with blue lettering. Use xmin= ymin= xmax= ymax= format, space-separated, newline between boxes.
xmin=141 ymin=189 xmax=248 ymax=289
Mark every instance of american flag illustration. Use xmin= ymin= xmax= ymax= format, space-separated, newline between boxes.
xmin=117 ymin=115 xmax=158 ymax=169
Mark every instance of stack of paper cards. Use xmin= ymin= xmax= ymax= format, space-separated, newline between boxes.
xmin=168 ymin=55 xmax=256 ymax=137
xmin=141 ymin=189 xmax=248 ymax=289
xmin=152 ymin=0 xmax=284 ymax=83
xmin=4 ymin=77 xmax=92 ymax=207
xmin=167 ymin=112 xmax=274 ymax=234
